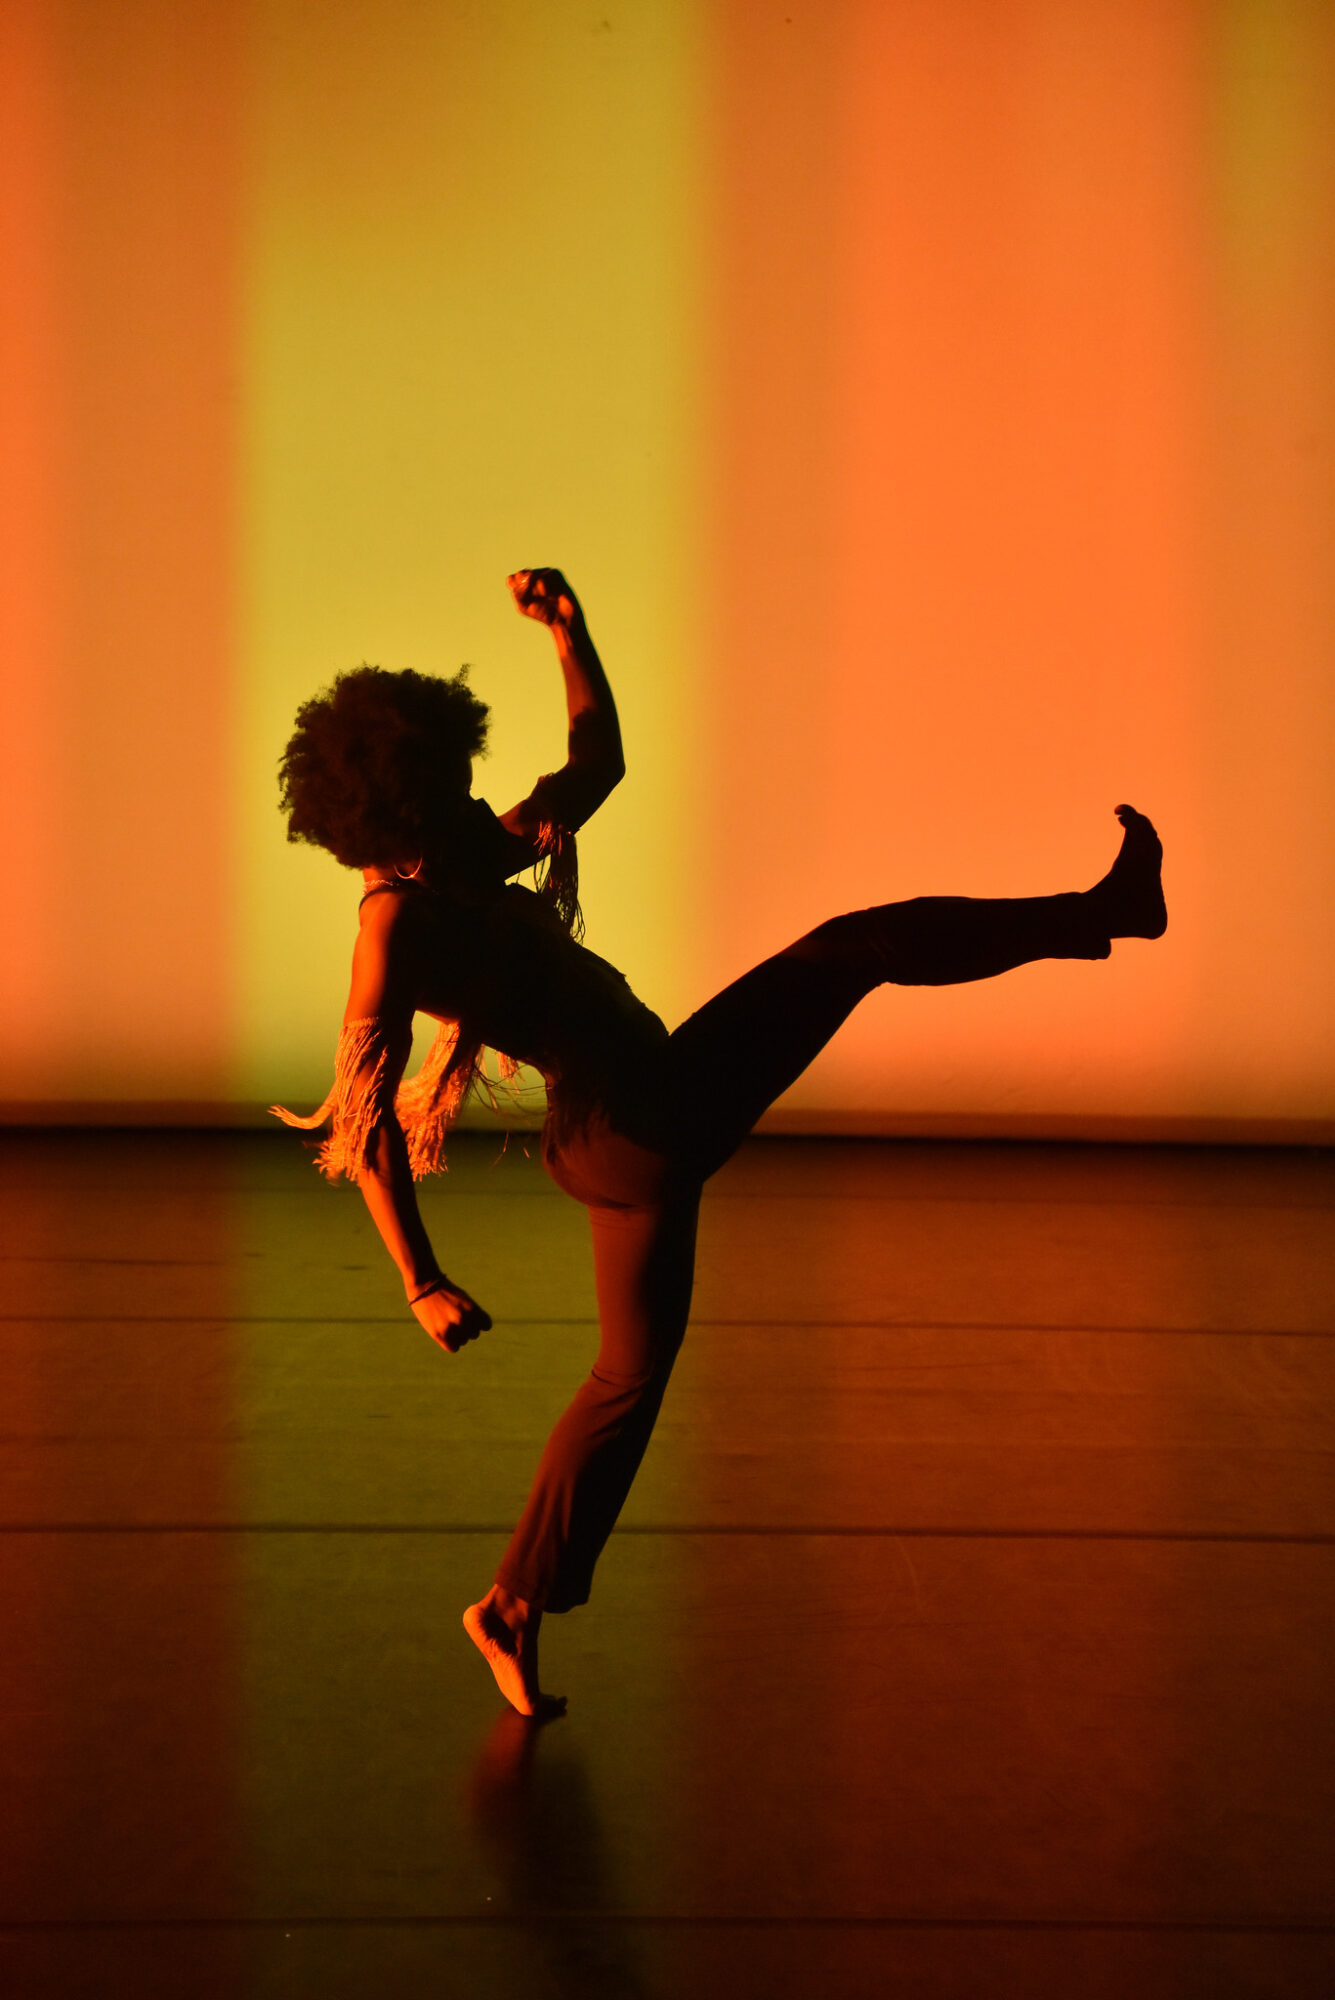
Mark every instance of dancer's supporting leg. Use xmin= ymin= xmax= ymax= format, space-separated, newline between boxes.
xmin=465 ymin=1195 xmax=699 ymax=1716
xmin=670 ymin=805 xmax=1165 ymax=1176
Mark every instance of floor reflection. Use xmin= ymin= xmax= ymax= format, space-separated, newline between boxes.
xmin=465 ymin=1709 xmax=649 ymax=1998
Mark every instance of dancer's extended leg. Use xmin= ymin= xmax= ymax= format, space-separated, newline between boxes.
xmin=669 ymin=805 xmax=1165 ymax=1175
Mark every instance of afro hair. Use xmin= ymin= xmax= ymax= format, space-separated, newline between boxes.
xmin=278 ymin=665 xmax=490 ymax=867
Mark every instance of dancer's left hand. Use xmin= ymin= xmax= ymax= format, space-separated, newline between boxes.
xmin=410 ymin=1277 xmax=492 ymax=1354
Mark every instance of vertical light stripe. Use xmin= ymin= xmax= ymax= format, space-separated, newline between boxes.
xmin=238 ymin=0 xmax=705 ymax=1104
xmin=0 ymin=0 xmax=242 ymax=1102
xmin=700 ymin=0 xmax=1286 ymax=1124
xmin=1199 ymin=0 xmax=1335 ymax=1112
xmin=59 ymin=0 xmax=241 ymax=1100
xmin=0 ymin=0 xmax=72 ymax=1081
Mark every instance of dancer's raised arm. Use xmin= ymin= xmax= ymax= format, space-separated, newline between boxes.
xmin=499 ymin=568 xmax=624 ymax=845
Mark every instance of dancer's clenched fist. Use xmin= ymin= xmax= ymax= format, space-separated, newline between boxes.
xmin=507 ymin=568 xmax=584 ymax=634
xmin=410 ymin=1276 xmax=492 ymax=1354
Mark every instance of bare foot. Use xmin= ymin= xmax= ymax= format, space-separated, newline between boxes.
xmin=1086 ymin=804 xmax=1167 ymax=939
xmin=463 ymin=1589 xmax=567 ymax=1720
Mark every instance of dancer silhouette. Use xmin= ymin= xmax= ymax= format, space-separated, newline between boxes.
xmin=274 ymin=569 xmax=1166 ymax=1716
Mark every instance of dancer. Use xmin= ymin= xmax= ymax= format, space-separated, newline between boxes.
xmin=274 ymin=569 xmax=1166 ymax=1718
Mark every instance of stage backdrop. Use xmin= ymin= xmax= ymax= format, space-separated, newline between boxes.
xmin=2 ymin=0 xmax=1332 ymax=1136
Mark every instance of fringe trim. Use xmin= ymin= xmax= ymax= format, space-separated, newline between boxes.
xmin=270 ymin=1015 xmax=458 ymax=1183
xmin=394 ymin=1018 xmax=471 ymax=1178
xmin=534 ymin=820 xmax=582 ymax=940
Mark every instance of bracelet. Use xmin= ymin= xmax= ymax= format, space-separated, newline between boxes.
xmin=409 ymin=1277 xmax=448 ymax=1306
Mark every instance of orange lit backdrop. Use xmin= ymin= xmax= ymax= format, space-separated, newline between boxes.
xmin=2 ymin=0 xmax=1332 ymax=1134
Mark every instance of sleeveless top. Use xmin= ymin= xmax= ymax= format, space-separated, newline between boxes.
xmin=270 ymin=802 xmax=668 ymax=1182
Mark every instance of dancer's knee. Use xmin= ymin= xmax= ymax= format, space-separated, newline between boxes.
xmin=785 ymin=907 xmax=901 ymax=978
xmin=591 ymin=1323 xmax=684 ymax=1395
xmin=590 ymin=1359 xmax=657 ymax=1394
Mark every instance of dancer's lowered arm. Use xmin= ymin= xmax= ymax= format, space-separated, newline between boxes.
xmin=345 ymin=891 xmax=491 ymax=1354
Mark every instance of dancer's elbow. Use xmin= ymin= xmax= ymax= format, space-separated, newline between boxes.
xmin=559 ymin=749 xmax=624 ymax=826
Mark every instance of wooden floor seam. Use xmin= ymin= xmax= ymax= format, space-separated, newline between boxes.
xmin=4 ymin=1314 xmax=1333 ymax=1337
xmin=2 ymin=1915 xmax=1333 ymax=1936
xmin=5 ymin=1523 xmax=1334 ymax=1543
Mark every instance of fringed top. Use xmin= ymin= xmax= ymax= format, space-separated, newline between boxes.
xmin=269 ymin=804 xmax=633 ymax=1183
xmin=269 ymin=1013 xmax=517 ymax=1182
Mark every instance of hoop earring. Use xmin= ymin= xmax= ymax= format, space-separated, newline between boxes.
xmin=394 ymin=857 xmax=425 ymax=881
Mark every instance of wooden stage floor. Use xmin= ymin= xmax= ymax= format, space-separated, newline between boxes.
xmin=1 ymin=1130 xmax=1333 ymax=1998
